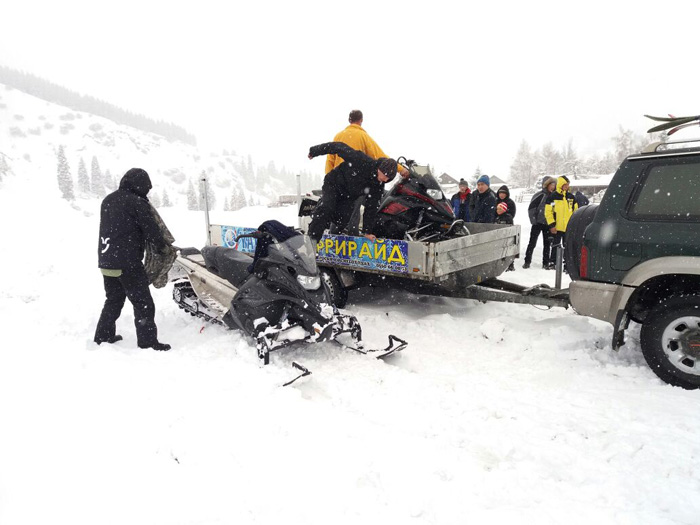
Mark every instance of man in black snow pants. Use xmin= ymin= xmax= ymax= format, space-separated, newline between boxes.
xmin=94 ymin=168 xmax=171 ymax=351
xmin=307 ymin=142 xmax=400 ymax=242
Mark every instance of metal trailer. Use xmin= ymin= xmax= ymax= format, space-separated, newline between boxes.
xmin=207 ymin=222 xmax=569 ymax=309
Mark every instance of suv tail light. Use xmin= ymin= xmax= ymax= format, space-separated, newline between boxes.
xmin=580 ymin=245 xmax=589 ymax=279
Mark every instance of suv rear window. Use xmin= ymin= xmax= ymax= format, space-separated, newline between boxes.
xmin=628 ymin=162 xmax=700 ymax=221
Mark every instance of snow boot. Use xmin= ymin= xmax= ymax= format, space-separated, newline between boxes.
xmin=95 ymin=335 xmax=123 ymax=345
xmin=522 ymin=262 xmax=531 ymax=269
xmin=139 ymin=342 xmax=171 ymax=351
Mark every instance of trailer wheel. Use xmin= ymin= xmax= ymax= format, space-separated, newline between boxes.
xmin=641 ymin=295 xmax=700 ymax=389
xmin=321 ymin=270 xmax=348 ymax=308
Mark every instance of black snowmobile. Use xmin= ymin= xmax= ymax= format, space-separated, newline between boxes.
xmin=300 ymin=158 xmax=469 ymax=242
xmin=171 ymin=220 xmax=406 ymax=384
xmin=373 ymin=158 xmax=470 ymax=241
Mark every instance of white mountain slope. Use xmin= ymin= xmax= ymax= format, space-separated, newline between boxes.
xmin=0 ymin=82 xmax=282 ymax=206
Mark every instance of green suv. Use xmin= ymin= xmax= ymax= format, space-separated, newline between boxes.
xmin=568 ymin=138 xmax=700 ymax=389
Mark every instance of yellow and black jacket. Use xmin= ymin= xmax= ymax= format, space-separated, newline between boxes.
xmin=544 ymin=176 xmax=578 ymax=232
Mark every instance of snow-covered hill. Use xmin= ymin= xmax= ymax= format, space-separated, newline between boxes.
xmin=0 ymin=82 xmax=292 ymax=208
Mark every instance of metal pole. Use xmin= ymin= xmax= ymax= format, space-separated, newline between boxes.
xmin=296 ymin=173 xmax=302 ymax=229
xmin=200 ymin=173 xmax=211 ymax=246
xmin=555 ymin=237 xmax=563 ymax=290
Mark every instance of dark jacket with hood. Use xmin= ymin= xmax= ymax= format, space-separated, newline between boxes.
xmin=527 ymin=176 xmax=555 ymax=226
xmin=494 ymin=185 xmax=516 ymax=225
xmin=98 ymin=168 xmax=166 ymax=269
xmin=471 ymin=187 xmax=497 ymax=223
xmin=309 ymin=142 xmax=392 ymax=235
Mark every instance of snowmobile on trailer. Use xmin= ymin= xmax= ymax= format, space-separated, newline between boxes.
xmin=300 ymin=157 xmax=470 ymax=243
xmin=171 ymin=220 xmax=407 ymax=385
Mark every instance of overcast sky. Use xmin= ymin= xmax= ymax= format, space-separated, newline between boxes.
xmin=3 ymin=0 xmax=699 ymax=179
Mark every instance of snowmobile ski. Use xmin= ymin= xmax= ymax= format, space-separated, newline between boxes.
xmin=337 ymin=334 xmax=408 ymax=359
xmin=282 ymin=362 xmax=312 ymax=387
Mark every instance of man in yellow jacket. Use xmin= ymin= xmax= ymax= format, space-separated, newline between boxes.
xmin=325 ymin=109 xmax=409 ymax=178
xmin=544 ymin=175 xmax=578 ymax=271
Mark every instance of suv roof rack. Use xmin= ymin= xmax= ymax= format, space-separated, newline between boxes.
xmin=641 ymin=138 xmax=700 ymax=153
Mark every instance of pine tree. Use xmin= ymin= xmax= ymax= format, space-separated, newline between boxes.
xmin=223 ymin=197 xmax=230 ymax=211
xmin=150 ymin=191 xmax=161 ymax=207
xmin=560 ymin=139 xmax=579 ymax=179
xmin=102 ymin=169 xmax=115 ymax=191
xmin=0 ymin=154 xmax=9 ymax=182
xmin=162 ymin=189 xmax=171 ymax=207
xmin=56 ymin=146 xmax=74 ymax=200
xmin=187 ymin=180 xmax=198 ymax=210
xmin=509 ymin=140 xmax=535 ymax=188
xmin=90 ymin=156 xmax=105 ymax=197
xmin=77 ymin=157 xmax=90 ymax=195
xmin=536 ymin=142 xmax=562 ymax=177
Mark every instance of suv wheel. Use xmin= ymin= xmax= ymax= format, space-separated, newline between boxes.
xmin=641 ymin=296 xmax=700 ymax=389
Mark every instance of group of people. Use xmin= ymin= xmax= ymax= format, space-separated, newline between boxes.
xmin=94 ymin=109 xmax=585 ymax=351
xmin=523 ymin=175 xmax=583 ymax=270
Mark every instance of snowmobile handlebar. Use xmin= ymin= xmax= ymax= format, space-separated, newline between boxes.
xmin=235 ymin=231 xmax=271 ymax=242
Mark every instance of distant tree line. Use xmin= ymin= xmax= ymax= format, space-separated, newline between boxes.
xmin=509 ymin=127 xmax=667 ymax=188
xmin=0 ymin=65 xmax=196 ymax=146
xmin=55 ymin=145 xmax=172 ymax=206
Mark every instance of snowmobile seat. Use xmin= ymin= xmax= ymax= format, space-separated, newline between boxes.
xmin=201 ymin=246 xmax=253 ymax=287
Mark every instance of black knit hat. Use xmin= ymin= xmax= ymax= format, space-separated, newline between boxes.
xmin=459 ymin=178 xmax=468 ymax=186
xmin=377 ymin=158 xmax=398 ymax=181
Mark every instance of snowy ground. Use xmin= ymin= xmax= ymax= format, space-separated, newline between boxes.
xmin=1 ymin=175 xmax=700 ymax=525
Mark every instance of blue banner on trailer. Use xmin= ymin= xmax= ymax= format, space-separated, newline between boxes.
xmin=316 ymin=234 xmax=409 ymax=274
xmin=221 ymin=226 xmax=257 ymax=253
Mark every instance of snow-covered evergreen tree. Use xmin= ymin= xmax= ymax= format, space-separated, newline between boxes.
xmin=0 ymin=154 xmax=9 ymax=182
xmin=162 ymin=189 xmax=171 ymax=207
xmin=509 ymin=141 xmax=535 ymax=188
xmin=102 ymin=169 xmax=114 ymax=191
xmin=77 ymin=157 xmax=90 ymax=195
xmin=187 ymin=180 xmax=198 ymax=210
xmin=536 ymin=142 xmax=562 ymax=177
xmin=150 ymin=191 xmax=161 ymax=207
xmin=90 ymin=156 xmax=105 ymax=197
xmin=223 ymin=197 xmax=230 ymax=211
xmin=560 ymin=139 xmax=579 ymax=179
xmin=56 ymin=146 xmax=74 ymax=200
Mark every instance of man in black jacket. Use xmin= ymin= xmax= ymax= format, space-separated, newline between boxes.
xmin=307 ymin=142 xmax=398 ymax=242
xmin=470 ymin=174 xmax=497 ymax=223
xmin=523 ymin=177 xmax=556 ymax=269
xmin=94 ymin=168 xmax=171 ymax=351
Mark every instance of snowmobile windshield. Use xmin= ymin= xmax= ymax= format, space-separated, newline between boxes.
xmin=409 ymin=165 xmax=442 ymax=191
xmin=276 ymin=235 xmax=318 ymax=276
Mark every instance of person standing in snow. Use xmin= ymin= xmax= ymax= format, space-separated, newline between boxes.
xmin=544 ymin=175 xmax=578 ymax=272
xmin=494 ymin=185 xmax=517 ymax=271
xmin=571 ymin=186 xmax=590 ymax=208
xmin=308 ymin=142 xmax=398 ymax=243
xmin=523 ymin=177 xmax=556 ymax=269
xmin=494 ymin=185 xmax=516 ymax=225
xmin=325 ymin=109 xmax=409 ymax=178
xmin=470 ymin=174 xmax=497 ymax=223
xmin=450 ymin=178 xmax=471 ymax=222
xmin=94 ymin=168 xmax=172 ymax=351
